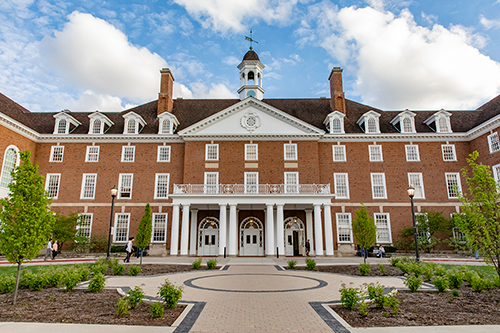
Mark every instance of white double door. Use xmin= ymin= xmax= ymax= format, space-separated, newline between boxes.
xmin=200 ymin=228 xmax=218 ymax=256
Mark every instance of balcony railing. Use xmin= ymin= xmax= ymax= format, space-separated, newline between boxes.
xmin=173 ymin=184 xmax=331 ymax=195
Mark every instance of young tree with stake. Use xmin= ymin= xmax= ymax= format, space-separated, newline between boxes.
xmin=135 ymin=203 xmax=152 ymax=266
xmin=352 ymin=205 xmax=377 ymax=264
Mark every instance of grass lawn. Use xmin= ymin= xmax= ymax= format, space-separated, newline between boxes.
xmin=442 ymin=264 xmax=498 ymax=280
xmin=0 ymin=263 xmax=87 ymax=276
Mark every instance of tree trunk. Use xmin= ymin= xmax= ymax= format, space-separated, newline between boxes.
xmin=13 ymin=262 xmax=21 ymax=305
xmin=364 ymin=247 xmax=367 ymax=264
xmin=140 ymin=248 xmax=143 ymax=266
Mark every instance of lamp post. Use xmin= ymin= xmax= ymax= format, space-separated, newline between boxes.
xmin=107 ymin=186 xmax=118 ymax=260
xmin=407 ymin=186 xmax=420 ymax=262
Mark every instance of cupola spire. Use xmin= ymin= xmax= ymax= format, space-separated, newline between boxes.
xmin=238 ymin=32 xmax=265 ymax=100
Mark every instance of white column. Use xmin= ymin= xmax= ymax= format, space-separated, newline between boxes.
xmin=324 ymin=203 xmax=334 ymax=256
xmin=276 ymin=204 xmax=285 ymax=255
xmin=170 ymin=204 xmax=180 ymax=256
xmin=219 ymin=204 xmax=227 ymax=256
xmin=180 ymin=204 xmax=190 ymax=255
xmin=305 ymin=209 xmax=314 ymax=256
xmin=228 ymin=204 xmax=238 ymax=256
xmin=266 ymin=204 xmax=275 ymax=255
xmin=314 ymin=204 xmax=324 ymax=256
xmin=189 ymin=209 xmax=198 ymax=256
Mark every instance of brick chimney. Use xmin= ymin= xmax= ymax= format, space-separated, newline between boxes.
xmin=328 ymin=67 xmax=346 ymax=114
xmin=158 ymin=68 xmax=174 ymax=115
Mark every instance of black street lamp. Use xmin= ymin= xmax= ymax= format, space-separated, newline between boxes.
xmin=407 ymin=186 xmax=420 ymax=262
xmin=107 ymin=186 xmax=118 ymax=260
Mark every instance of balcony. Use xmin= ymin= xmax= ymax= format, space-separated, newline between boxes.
xmin=173 ymin=184 xmax=331 ymax=195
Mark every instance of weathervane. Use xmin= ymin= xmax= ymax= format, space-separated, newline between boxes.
xmin=245 ymin=30 xmax=258 ymax=50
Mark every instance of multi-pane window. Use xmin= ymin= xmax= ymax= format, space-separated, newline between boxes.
xmin=375 ymin=213 xmax=392 ymax=243
xmin=204 ymin=172 xmax=219 ymax=194
xmin=336 ymin=213 xmax=352 ymax=243
xmin=154 ymin=173 xmax=170 ymax=199
xmin=402 ymin=117 xmax=413 ymax=133
xmin=161 ymin=119 xmax=171 ymax=134
xmin=332 ymin=145 xmax=346 ymax=162
xmin=438 ymin=117 xmax=449 ymax=132
xmin=488 ymin=132 xmax=500 ymax=153
xmin=284 ymin=144 xmax=298 ymax=160
xmin=92 ymin=119 xmax=102 ymax=134
xmin=77 ymin=213 xmax=92 ymax=239
xmin=127 ymin=120 xmax=136 ymax=134
xmin=442 ymin=144 xmax=456 ymax=161
xmin=408 ymin=173 xmax=425 ymax=199
xmin=80 ymin=174 xmax=97 ymax=199
xmin=493 ymin=164 xmax=500 ymax=189
xmin=331 ymin=118 xmax=342 ymax=133
xmin=0 ymin=147 xmax=18 ymax=188
xmin=118 ymin=174 xmax=133 ymax=199
xmin=245 ymin=144 xmax=258 ymax=161
xmin=371 ymin=173 xmax=387 ymax=199
xmin=121 ymin=146 xmax=135 ymax=162
xmin=245 ymin=172 xmax=258 ymax=193
xmin=157 ymin=146 xmax=171 ymax=162
xmin=334 ymin=173 xmax=349 ymax=199
xmin=285 ymin=172 xmax=299 ymax=193
xmin=45 ymin=174 xmax=61 ymax=199
xmin=50 ymin=146 xmax=64 ymax=162
xmin=57 ymin=119 xmax=67 ymax=134
xmin=86 ymin=146 xmax=100 ymax=162
xmin=446 ymin=173 xmax=462 ymax=198
xmin=369 ymin=145 xmax=383 ymax=161
xmin=152 ymin=213 xmax=167 ymax=242
xmin=367 ymin=118 xmax=378 ymax=133
xmin=205 ymin=144 xmax=219 ymax=161
xmin=114 ymin=213 xmax=130 ymax=242
xmin=405 ymin=145 xmax=420 ymax=162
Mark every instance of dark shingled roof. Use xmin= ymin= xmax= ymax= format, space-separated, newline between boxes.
xmin=243 ymin=50 xmax=260 ymax=61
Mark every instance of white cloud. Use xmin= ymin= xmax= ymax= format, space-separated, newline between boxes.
xmin=480 ymin=15 xmax=500 ymax=30
xmin=223 ymin=56 xmax=240 ymax=66
xmin=64 ymin=90 xmax=125 ymax=111
xmin=186 ymin=81 xmax=237 ymax=99
xmin=298 ymin=3 xmax=500 ymax=109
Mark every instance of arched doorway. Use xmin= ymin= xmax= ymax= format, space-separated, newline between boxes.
xmin=284 ymin=217 xmax=305 ymax=256
xmin=239 ymin=217 xmax=264 ymax=256
xmin=198 ymin=217 xmax=219 ymax=256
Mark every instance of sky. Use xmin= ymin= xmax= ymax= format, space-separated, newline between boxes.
xmin=1 ymin=0 xmax=500 ymax=112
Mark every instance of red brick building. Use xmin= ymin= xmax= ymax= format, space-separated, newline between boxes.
xmin=1 ymin=50 xmax=500 ymax=257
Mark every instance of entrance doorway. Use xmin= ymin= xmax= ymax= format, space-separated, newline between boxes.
xmin=198 ymin=217 xmax=219 ymax=256
xmin=239 ymin=217 xmax=264 ymax=256
xmin=284 ymin=217 xmax=305 ymax=256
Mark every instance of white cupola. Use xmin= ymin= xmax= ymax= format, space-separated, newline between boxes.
xmin=237 ymin=50 xmax=265 ymax=100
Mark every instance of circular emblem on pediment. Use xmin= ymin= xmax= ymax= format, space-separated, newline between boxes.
xmin=240 ymin=111 xmax=261 ymax=132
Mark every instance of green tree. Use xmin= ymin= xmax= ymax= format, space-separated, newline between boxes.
xmin=352 ymin=205 xmax=377 ymax=263
xmin=135 ymin=203 xmax=152 ymax=266
xmin=415 ymin=210 xmax=447 ymax=253
xmin=0 ymin=151 xmax=55 ymax=304
xmin=53 ymin=212 xmax=85 ymax=252
xmin=456 ymin=151 xmax=500 ymax=279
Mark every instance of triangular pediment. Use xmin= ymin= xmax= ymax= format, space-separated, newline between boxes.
xmin=178 ymin=97 xmax=324 ymax=137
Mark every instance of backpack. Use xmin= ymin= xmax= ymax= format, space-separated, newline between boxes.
xmin=124 ymin=241 xmax=128 ymax=251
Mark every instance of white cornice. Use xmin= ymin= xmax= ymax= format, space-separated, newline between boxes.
xmin=181 ymin=133 xmax=324 ymax=141
xmin=38 ymin=134 xmax=185 ymax=143
xmin=320 ymin=132 xmax=469 ymax=142
xmin=0 ymin=113 xmax=40 ymax=141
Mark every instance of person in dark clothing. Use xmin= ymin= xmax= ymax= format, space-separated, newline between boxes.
xmin=305 ymin=239 xmax=311 ymax=256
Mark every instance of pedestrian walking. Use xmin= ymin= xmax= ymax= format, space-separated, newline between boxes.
xmin=52 ymin=240 xmax=58 ymax=260
xmin=124 ymin=237 xmax=135 ymax=263
xmin=305 ymin=239 xmax=311 ymax=256
xmin=44 ymin=239 xmax=53 ymax=260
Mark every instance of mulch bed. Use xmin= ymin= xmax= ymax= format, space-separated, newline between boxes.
xmin=131 ymin=264 xmax=217 ymax=276
xmin=0 ymin=288 xmax=185 ymax=326
xmin=333 ymin=286 xmax=500 ymax=327
xmin=289 ymin=264 xmax=403 ymax=276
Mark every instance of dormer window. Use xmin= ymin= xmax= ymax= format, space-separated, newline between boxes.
xmin=53 ymin=110 xmax=81 ymax=134
xmin=88 ymin=111 xmax=114 ymax=135
xmin=92 ymin=119 xmax=102 ymax=134
xmin=424 ymin=110 xmax=452 ymax=133
xmin=390 ymin=110 xmax=416 ymax=133
xmin=357 ymin=111 xmax=381 ymax=134
xmin=57 ymin=119 xmax=67 ymax=134
xmin=123 ymin=111 xmax=146 ymax=135
xmin=323 ymin=111 xmax=345 ymax=134
xmin=157 ymin=112 xmax=179 ymax=134
xmin=127 ymin=119 xmax=136 ymax=134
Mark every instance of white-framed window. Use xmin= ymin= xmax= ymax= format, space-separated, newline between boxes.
xmin=57 ymin=119 xmax=68 ymax=134
xmin=415 ymin=212 xmax=431 ymax=241
xmin=402 ymin=117 xmax=414 ymax=133
xmin=80 ymin=174 xmax=97 ymax=199
xmin=245 ymin=172 xmax=259 ymax=193
xmin=493 ymin=164 xmax=500 ymax=189
xmin=114 ymin=213 xmax=130 ymax=242
xmin=367 ymin=118 xmax=377 ymax=133
xmin=441 ymin=144 xmax=456 ymax=161
xmin=332 ymin=145 xmax=346 ymax=162
xmin=0 ymin=146 xmax=19 ymax=188
xmin=438 ymin=117 xmax=449 ymax=133
xmin=445 ymin=173 xmax=462 ymax=198
xmin=488 ymin=132 xmax=500 ymax=153
xmin=151 ymin=213 xmax=168 ymax=243
xmin=118 ymin=173 xmax=133 ymax=199
xmin=157 ymin=146 xmax=171 ymax=162
xmin=127 ymin=119 xmax=137 ymax=134
xmin=154 ymin=173 xmax=170 ymax=199
xmin=284 ymin=172 xmax=299 ymax=193
xmin=334 ymin=173 xmax=349 ymax=199
xmin=336 ymin=213 xmax=353 ymax=243
xmin=331 ymin=118 xmax=343 ymax=133
xmin=325 ymin=111 xmax=346 ymax=134
xmin=245 ymin=144 xmax=258 ymax=161
xmin=161 ymin=119 xmax=172 ymax=134
xmin=284 ymin=143 xmax=298 ymax=161
xmin=50 ymin=146 xmax=64 ymax=162
xmin=92 ymin=119 xmax=102 ymax=134
xmin=77 ymin=213 xmax=93 ymax=239
xmin=408 ymin=173 xmax=425 ymax=199
xmin=45 ymin=173 xmax=61 ymax=199
xmin=369 ymin=145 xmax=383 ymax=162
xmin=405 ymin=145 xmax=420 ymax=162
xmin=205 ymin=144 xmax=219 ymax=161
xmin=374 ymin=213 xmax=392 ymax=243
xmin=86 ymin=146 xmax=100 ymax=162
xmin=371 ymin=173 xmax=387 ymax=199
xmin=204 ymin=172 xmax=219 ymax=194
xmin=357 ymin=111 xmax=381 ymax=134
xmin=121 ymin=146 xmax=135 ymax=162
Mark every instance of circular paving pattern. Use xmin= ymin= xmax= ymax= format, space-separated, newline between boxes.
xmin=183 ymin=273 xmax=328 ymax=293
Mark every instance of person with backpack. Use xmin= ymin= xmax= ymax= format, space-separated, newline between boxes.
xmin=124 ymin=237 xmax=135 ymax=263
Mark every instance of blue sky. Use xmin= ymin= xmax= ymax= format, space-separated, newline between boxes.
xmin=1 ymin=0 xmax=500 ymax=112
